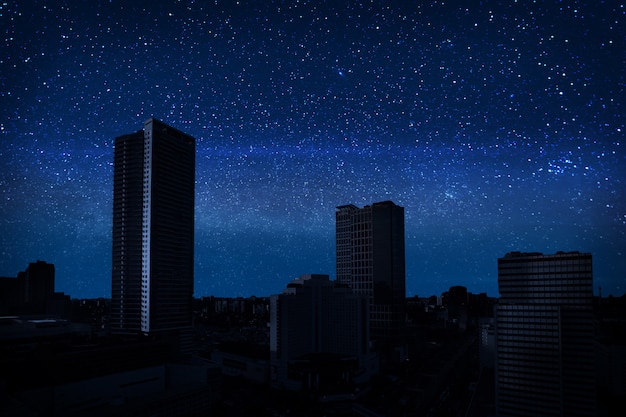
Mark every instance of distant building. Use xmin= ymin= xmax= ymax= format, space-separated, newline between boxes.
xmin=23 ymin=260 xmax=55 ymax=305
xmin=336 ymin=201 xmax=406 ymax=342
xmin=0 ymin=260 xmax=69 ymax=316
xmin=270 ymin=274 xmax=375 ymax=391
xmin=444 ymin=285 xmax=469 ymax=329
xmin=111 ymin=118 xmax=195 ymax=337
xmin=495 ymin=251 xmax=596 ymax=417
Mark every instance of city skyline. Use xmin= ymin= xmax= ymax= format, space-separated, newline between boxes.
xmin=1 ymin=1 xmax=624 ymax=299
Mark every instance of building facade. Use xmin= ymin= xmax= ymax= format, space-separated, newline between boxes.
xmin=270 ymin=274 xmax=373 ymax=390
xmin=495 ymin=251 xmax=596 ymax=417
xmin=336 ymin=201 xmax=406 ymax=341
xmin=111 ymin=118 xmax=195 ymax=335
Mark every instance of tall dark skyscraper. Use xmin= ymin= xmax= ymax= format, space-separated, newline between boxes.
xmin=336 ymin=201 xmax=406 ymax=341
xmin=111 ymin=118 xmax=195 ymax=335
xmin=496 ymin=251 xmax=596 ymax=417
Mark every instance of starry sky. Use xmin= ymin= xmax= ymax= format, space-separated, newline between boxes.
xmin=1 ymin=0 xmax=624 ymax=299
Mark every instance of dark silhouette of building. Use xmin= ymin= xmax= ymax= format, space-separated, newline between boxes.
xmin=23 ymin=260 xmax=54 ymax=305
xmin=443 ymin=285 xmax=469 ymax=329
xmin=111 ymin=118 xmax=195 ymax=336
xmin=496 ymin=251 xmax=596 ymax=417
xmin=336 ymin=201 xmax=406 ymax=342
xmin=270 ymin=274 xmax=374 ymax=391
xmin=0 ymin=260 xmax=69 ymax=316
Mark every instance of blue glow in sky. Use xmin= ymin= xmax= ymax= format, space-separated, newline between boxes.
xmin=1 ymin=0 xmax=624 ymax=298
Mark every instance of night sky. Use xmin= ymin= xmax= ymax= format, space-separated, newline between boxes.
xmin=1 ymin=1 xmax=624 ymax=299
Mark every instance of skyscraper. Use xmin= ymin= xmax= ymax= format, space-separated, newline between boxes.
xmin=111 ymin=118 xmax=195 ymax=335
xmin=495 ymin=251 xmax=596 ymax=417
xmin=336 ymin=201 xmax=406 ymax=341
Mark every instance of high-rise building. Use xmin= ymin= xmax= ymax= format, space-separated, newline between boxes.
xmin=111 ymin=118 xmax=195 ymax=335
xmin=495 ymin=251 xmax=596 ymax=417
xmin=336 ymin=201 xmax=406 ymax=341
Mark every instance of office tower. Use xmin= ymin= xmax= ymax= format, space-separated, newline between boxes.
xmin=270 ymin=274 xmax=372 ymax=390
xmin=111 ymin=118 xmax=195 ymax=335
xmin=336 ymin=201 xmax=406 ymax=341
xmin=496 ymin=251 xmax=596 ymax=417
